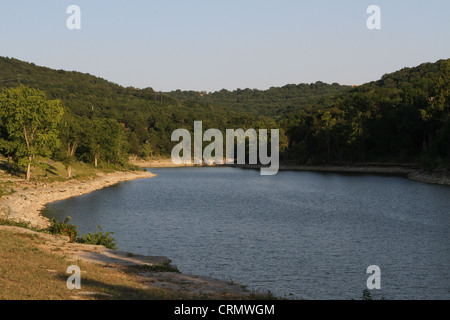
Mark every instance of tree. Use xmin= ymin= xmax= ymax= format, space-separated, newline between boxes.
xmin=128 ymin=131 xmax=141 ymax=161
xmin=140 ymin=140 xmax=154 ymax=159
xmin=0 ymin=86 xmax=64 ymax=181
xmin=85 ymin=118 xmax=123 ymax=167
xmin=58 ymin=112 xmax=82 ymax=178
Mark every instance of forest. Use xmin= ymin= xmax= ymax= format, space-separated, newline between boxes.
xmin=0 ymin=56 xmax=449 ymax=180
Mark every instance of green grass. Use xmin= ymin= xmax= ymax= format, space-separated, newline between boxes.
xmin=31 ymin=160 xmax=98 ymax=181
xmin=0 ymin=155 xmax=106 ymax=184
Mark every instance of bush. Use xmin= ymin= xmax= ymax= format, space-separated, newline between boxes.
xmin=47 ymin=217 xmax=117 ymax=250
xmin=78 ymin=225 xmax=118 ymax=250
xmin=47 ymin=217 xmax=78 ymax=242
xmin=361 ymin=289 xmax=373 ymax=300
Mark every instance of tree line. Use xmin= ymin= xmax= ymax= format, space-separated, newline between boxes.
xmin=0 ymin=56 xmax=448 ymax=181
xmin=0 ymin=86 xmax=129 ymax=181
xmin=169 ymin=59 xmax=449 ymax=169
xmin=280 ymin=59 xmax=450 ymax=169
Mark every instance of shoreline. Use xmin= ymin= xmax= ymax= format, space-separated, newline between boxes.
xmin=238 ymin=163 xmax=450 ymax=186
xmin=1 ymin=161 xmax=447 ymax=299
xmin=0 ymin=169 xmax=156 ymax=229
xmin=131 ymin=158 xmax=450 ymax=186
xmin=0 ymin=225 xmax=255 ymax=299
xmin=130 ymin=158 xmax=211 ymax=168
xmin=0 ymin=168 xmax=257 ymax=299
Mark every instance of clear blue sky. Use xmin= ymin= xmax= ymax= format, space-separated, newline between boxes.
xmin=1 ymin=0 xmax=449 ymax=91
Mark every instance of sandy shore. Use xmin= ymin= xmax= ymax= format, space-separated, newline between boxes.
xmin=0 ymin=170 xmax=156 ymax=229
xmin=130 ymin=158 xmax=229 ymax=168
xmin=130 ymin=158 xmax=205 ymax=168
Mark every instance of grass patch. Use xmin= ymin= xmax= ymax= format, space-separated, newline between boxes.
xmin=30 ymin=160 xmax=99 ymax=181
xmin=0 ymin=217 xmax=41 ymax=232
xmin=0 ymin=180 xmax=16 ymax=197
xmin=0 ymin=228 xmax=199 ymax=300
xmin=0 ymin=156 xmax=100 ymax=183
xmin=0 ymin=228 xmax=79 ymax=300
xmin=0 ymin=225 xmax=280 ymax=300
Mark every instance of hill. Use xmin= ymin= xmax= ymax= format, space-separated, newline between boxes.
xmin=280 ymin=59 xmax=450 ymax=167
xmin=1 ymin=56 xmax=449 ymax=171
xmin=167 ymin=81 xmax=351 ymax=117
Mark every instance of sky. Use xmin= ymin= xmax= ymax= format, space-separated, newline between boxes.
xmin=0 ymin=0 xmax=449 ymax=92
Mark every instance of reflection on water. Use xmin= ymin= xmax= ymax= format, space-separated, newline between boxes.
xmin=42 ymin=167 xmax=450 ymax=299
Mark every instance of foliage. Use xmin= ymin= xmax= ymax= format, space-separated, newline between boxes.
xmin=0 ymin=85 xmax=64 ymax=181
xmin=47 ymin=217 xmax=117 ymax=249
xmin=56 ymin=112 xmax=83 ymax=177
xmin=168 ymin=82 xmax=351 ymax=118
xmin=359 ymin=289 xmax=386 ymax=300
xmin=47 ymin=217 xmax=78 ymax=242
xmin=361 ymin=289 xmax=373 ymax=300
xmin=0 ymin=216 xmax=33 ymax=230
xmin=1 ymin=56 xmax=449 ymax=170
xmin=281 ymin=59 xmax=450 ymax=167
xmin=78 ymin=225 xmax=118 ymax=250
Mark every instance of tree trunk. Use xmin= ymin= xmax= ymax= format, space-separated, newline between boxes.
xmin=94 ymin=144 xmax=99 ymax=167
xmin=67 ymin=165 xmax=72 ymax=179
xmin=26 ymin=156 xmax=32 ymax=182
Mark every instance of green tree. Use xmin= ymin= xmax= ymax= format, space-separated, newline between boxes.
xmin=140 ymin=140 xmax=154 ymax=159
xmin=0 ymin=86 xmax=64 ymax=181
xmin=128 ymin=131 xmax=141 ymax=160
xmin=58 ymin=112 xmax=82 ymax=178
xmin=85 ymin=118 xmax=123 ymax=167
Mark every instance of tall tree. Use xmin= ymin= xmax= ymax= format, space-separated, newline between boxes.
xmin=58 ymin=112 xmax=82 ymax=178
xmin=85 ymin=118 xmax=123 ymax=167
xmin=0 ymin=86 xmax=64 ymax=181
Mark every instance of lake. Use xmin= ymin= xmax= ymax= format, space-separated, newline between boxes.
xmin=42 ymin=167 xmax=450 ymax=299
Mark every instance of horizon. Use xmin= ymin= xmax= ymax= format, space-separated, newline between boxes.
xmin=2 ymin=55 xmax=447 ymax=94
xmin=1 ymin=1 xmax=449 ymax=92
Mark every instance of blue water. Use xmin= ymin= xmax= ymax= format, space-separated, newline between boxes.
xmin=42 ymin=167 xmax=450 ymax=299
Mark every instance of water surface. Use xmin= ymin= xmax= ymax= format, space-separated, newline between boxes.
xmin=42 ymin=167 xmax=450 ymax=299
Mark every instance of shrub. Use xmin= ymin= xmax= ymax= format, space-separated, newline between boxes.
xmin=47 ymin=218 xmax=117 ymax=249
xmin=47 ymin=217 xmax=78 ymax=242
xmin=78 ymin=225 xmax=118 ymax=250
xmin=361 ymin=289 xmax=373 ymax=300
